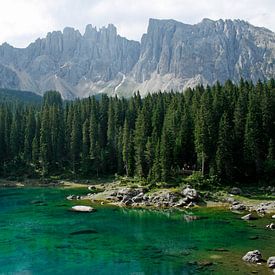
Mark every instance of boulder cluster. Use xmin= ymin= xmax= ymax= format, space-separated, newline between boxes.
xmin=242 ymin=250 xmax=275 ymax=270
xmin=86 ymin=186 xmax=200 ymax=208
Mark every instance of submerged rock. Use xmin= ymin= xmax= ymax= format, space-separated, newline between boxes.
xmin=267 ymin=257 xmax=275 ymax=268
xmin=183 ymin=215 xmax=207 ymax=222
xmin=189 ymin=260 xmax=213 ymax=268
xmin=55 ymin=244 xmax=72 ymax=249
xmin=242 ymin=250 xmax=262 ymax=263
xmin=248 ymin=236 xmax=259 ymax=240
xmin=31 ymin=200 xmax=44 ymax=204
xmin=197 ymin=260 xmax=213 ymax=267
xmin=70 ymin=229 xmax=98 ymax=235
xmin=71 ymin=205 xmax=96 ymax=212
xmin=213 ymin=248 xmax=229 ymax=252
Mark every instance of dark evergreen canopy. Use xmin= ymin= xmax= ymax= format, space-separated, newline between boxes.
xmin=0 ymin=80 xmax=274 ymax=185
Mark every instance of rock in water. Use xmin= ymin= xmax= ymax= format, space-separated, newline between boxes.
xmin=67 ymin=195 xmax=81 ymax=200
xmin=241 ymin=213 xmax=258 ymax=220
xmin=183 ymin=215 xmax=207 ymax=222
xmin=71 ymin=206 xmax=95 ymax=212
xmin=266 ymin=223 xmax=275 ymax=230
xmin=242 ymin=250 xmax=262 ymax=263
xmin=267 ymin=257 xmax=275 ymax=268
xmin=70 ymin=229 xmax=98 ymax=235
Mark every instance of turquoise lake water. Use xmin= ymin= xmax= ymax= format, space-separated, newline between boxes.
xmin=0 ymin=187 xmax=274 ymax=275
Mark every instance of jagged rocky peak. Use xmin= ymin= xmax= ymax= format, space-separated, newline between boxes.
xmin=102 ymin=23 xmax=117 ymax=34
xmin=0 ymin=18 xmax=275 ymax=99
xmin=133 ymin=17 xmax=275 ymax=87
xmin=84 ymin=24 xmax=98 ymax=40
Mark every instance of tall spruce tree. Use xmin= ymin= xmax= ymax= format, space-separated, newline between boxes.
xmin=215 ymin=113 xmax=233 ymax=180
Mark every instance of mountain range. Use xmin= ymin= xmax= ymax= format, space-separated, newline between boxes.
xmin=0 ymin=18 xmax=275 ymax=99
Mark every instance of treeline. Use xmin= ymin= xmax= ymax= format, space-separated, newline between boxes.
xmin=0 ymin=88 xmax=42 ymax=105
xmin=0 ymin=79 xmax=274 ymax=184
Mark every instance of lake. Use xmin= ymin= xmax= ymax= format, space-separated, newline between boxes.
xmin=0 ymin=187 xmax=274 ymax=274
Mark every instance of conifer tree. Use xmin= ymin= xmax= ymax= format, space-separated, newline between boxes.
xmin=244 ymin=92 xmax=264 ymax=176
xmin=134 ymin=110 xmax=146 ymax=178
xmin=40 ymin=108 xmax=51 ymax=175
xmin=70 ymin=108 xmax=82 ymax=173
xmin=216 ymin=113 xmax=233 ymax=180
xmin=81 ymin=119 xmax=90 ymax=174
xmin=122 ymin=119 xmax=131 ymax=176
xmin=24 ymin=109 xmax=36 ymax=162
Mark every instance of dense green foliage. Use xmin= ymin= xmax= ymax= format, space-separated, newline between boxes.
xmin=0 ymin=88 xmax=42 ymax=105
xmin=0 ymin=79 xmax=275 ymax=185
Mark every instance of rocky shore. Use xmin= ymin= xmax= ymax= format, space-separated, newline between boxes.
xmin=67 ymin=183 xmax=200 ymax=209
xmin=66 ymin=181 xmax=275 ymax=216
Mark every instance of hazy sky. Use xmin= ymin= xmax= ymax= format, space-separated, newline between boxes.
xmin=1 ymin=0 xmax=274 ymax=48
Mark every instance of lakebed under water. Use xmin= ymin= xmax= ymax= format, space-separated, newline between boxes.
xmin=0 ymin=187 xmax=274 ymax=274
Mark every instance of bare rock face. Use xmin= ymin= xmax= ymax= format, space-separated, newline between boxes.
xmin=0 ymin=25 xmax=140 ymax=99
xmin=1 ymin=18 xmax=275 ymax=98
xmin=132 ymin=18 xmax=275 ymax=95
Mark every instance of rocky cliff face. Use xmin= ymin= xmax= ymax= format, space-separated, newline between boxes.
xmin=0 ymin=18 xmax=275 ymax=98
xmin=0 ymin=24 xmax=140 ymax=99
xmin=131 ymin=18 xmax=275 ymax=96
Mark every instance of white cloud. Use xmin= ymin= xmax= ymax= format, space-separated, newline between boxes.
xmin=0 ymin=0 xmax=275 ymax=47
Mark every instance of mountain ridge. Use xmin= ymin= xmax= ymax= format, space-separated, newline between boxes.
xmin=0 ymin=18 xmax=275 ymax=99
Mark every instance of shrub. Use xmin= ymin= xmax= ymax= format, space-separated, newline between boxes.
xmin=183 ymin=171 xmax=220 ymax=190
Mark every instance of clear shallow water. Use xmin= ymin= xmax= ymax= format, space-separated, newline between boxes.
xmin=0 ymin=187 xmax=274 ymax=275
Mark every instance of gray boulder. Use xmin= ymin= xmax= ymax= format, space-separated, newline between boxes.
xmin=266 ymin=223 xmax=275 ymax=230
xmin=241 ymin=213 xmax=257 ymax=220
xmin=132 ymin=193 xmax=144 ymax=203
xmin=174 ymin=198 xmax=189 ymax=207
xmin=71 ymin=205 xmax=95 ymax=212
xmin=230 ymin=202 xmax=246 ymax=211
xmin=182 ymin=186 xmax=199 ymax=201
xmin=242 ymin=250 xmax=262 ymax=263
xmin=186 ymin=202 xmax=196 ymax=208
xmin=229 ymin=187 xmax=242 ymax=195
xmin=267 ymin=257 xmax=275 ymax=268
xmin=67 ymin=195 xmax=81 ymax=200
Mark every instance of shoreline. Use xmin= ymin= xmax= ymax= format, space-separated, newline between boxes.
xmin=1 ymin=178 xmax=274 ymax=215
xmin=65 ymin=180 xmax=275 ymax=215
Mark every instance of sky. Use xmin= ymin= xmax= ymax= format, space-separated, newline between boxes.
xmin=0 ymin=0 xmax=274 ymax=48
